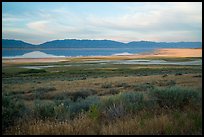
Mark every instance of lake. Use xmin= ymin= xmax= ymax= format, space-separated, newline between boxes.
xmin=2 ymin=48 xmax=157 ymax=57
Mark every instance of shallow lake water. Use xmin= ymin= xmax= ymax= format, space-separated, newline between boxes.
xmin=19 ymin=59 xmax=202 ymax=69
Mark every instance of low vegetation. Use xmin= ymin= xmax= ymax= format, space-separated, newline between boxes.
xmin=150 ymin=86 xmax=201 ymax=109
xmin=2 ymin=59 xmax=202 ymax=135
xmin=2 ymin=85 xmax=202 ymax=135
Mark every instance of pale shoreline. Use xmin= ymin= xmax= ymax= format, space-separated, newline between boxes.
xmin=2 ymin=48 xmax=202 ymax=64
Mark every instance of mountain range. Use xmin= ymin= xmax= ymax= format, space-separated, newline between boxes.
xmin=2 ymin=39 xmax=202 ymax=49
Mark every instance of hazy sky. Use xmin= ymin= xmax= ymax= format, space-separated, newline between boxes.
xmin=2 ymin=2 xmax=202 ymax=44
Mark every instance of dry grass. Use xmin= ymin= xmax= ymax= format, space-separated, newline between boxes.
xmin=5 ymin=114 xmax=97 ymax=135
xmin=100 ymin=113 xmax=170 ymax=135
xmin=4 ymin=73 xmax=202 ymax=94
xmin=5 ymin=108 xmax=201 ymax=135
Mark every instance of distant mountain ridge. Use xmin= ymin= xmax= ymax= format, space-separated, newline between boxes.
xmin=2 ymin=39 xmax=35 ymax=48
xmin=2 ymin=39 xmax=202 ymax=49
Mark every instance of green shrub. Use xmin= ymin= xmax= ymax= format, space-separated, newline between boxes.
xmin=3 ymin=91 xmax=26 ymax=96
xmin=54 ymin=96 xmax=101 ymax=119
xmin=101 ymin=94 xmax=125 ymax=120
xmin=69 ymin=96 xmax=101 ymax=118
xmin=54 ymin=92 xmax=69 ymax=100
xmin=102 ymin=93 xmax=122 ymax=107
xmin=54 ymin=89 xmax=97 ymax=101
xmin=34 ymin=100 xmax=56 ymax=119
xmin=53 ymin=98 xmax=74 ymax=120
xmin=88 ymin=104 xmax=101 ymax=121
xmin=143 ymin=99 xmax=158 ymax=110
xmin=150 ymin=86 xmax=200 ymax=109
xmin=193 ymin=74 xmax=202 ymax=78
xmin=54 ymin=98 xmax=72 ymax=106
xmin=102 ymin=92 xmax=144 ymax=119
xmin=54 ymin=102 xmax=70 ymax=121
xmin=18 ymin=69 xmax=46 ymax=74
xmin=35 ymin=87 xmax=56 ymax=92
xmin=34 ymin=87 xmax=56 ymax=99
xmin=105 ymin=102 xmax=126 ymax=120
xmin=120 ymin=92 xmax=144 ymax=112
xmin=2 ymin=94 xmax=28 ymax=132
xmin=167 ymin=80 xmax=176 ymax=86
xmin=70 ymin=89 xmax=97 ymax=101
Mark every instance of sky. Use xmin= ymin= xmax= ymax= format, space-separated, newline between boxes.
xmin=2 ymin=2 xmax=202 ymax=44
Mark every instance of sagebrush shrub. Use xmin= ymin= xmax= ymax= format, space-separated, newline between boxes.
xmin=105 ymin=102 xmax=126 ymax=120
xmin=34 ymin=100 xmax=56 ymax=119
xmin=54 ymin=102 xmax=70 ymax=120
xmin=150 ymin=86 xmax=200 ymax=109
xmin=2 ymin=94 xmax=28 ymax=132
xmin=121 ymin=92 xmax=144 ymax=112
xmin=69 ymin=96 xmax=101 ymax=118
xmin=102 ymin=92 xmax=144 ymax=119
xmin=34 ymin=87 xmax=56 ymax=99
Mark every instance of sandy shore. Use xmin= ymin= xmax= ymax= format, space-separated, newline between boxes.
xmin=2 ymin=48 xmax=202 ymax=64
xmin=150 ymin=48 xmax=202 ymax=57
